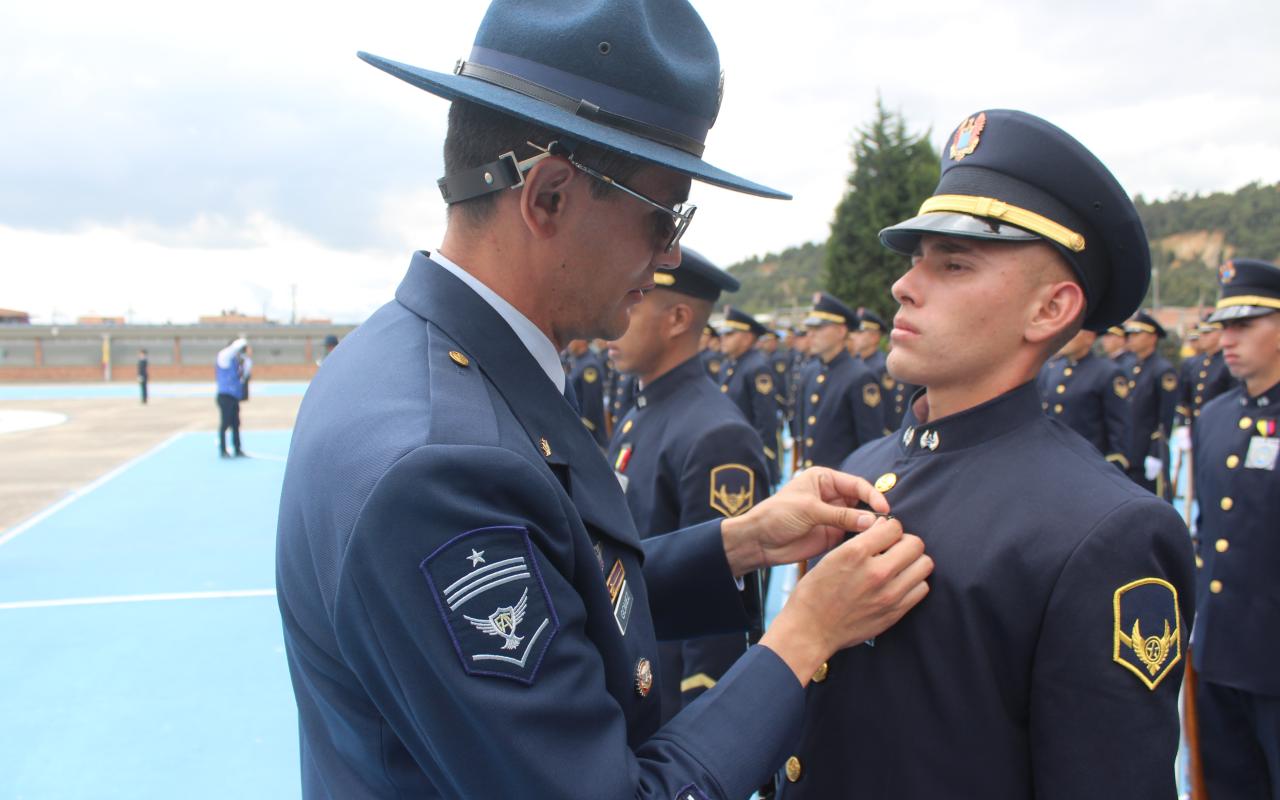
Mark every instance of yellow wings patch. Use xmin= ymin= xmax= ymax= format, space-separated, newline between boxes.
xmin=863 ymin=382 xmax=882 ymax=408
xmin=1113 ymin=578 xmax=1182 ymax=691
xmin=756 ymin=374 xmax=773 ymax=395
xmin=1113 ymin=375 xmax=1130 ymax=399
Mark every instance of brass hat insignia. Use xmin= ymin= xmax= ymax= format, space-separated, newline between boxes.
xmin=949 ymin=112 xmax=987 ymax=161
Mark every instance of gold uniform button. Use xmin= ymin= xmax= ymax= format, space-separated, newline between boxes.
xmin=1240 ymin=417 xmax=1254 ymax=430
xmin=817 ymin=374 xmax=826 ymax=384
xmin=1197 ymin=382 xmax=1205 ymax=391
xmin=1199 ymin=370 xmax=1208 ymax=378
xmin=785 ymin=756 xmax=803 ymax=783
xmin=874 ymin=472 xmax=897 ymax=492
xmin=805 ymin=438 xmax=814 ymax=447
xmin=807 ymin=415 xmax=817 ymax=425
xmin=1227 ymin=454 xmax=1240 ymax=469
xmin=1134 ymin=366 xmax=1143 ymax=374
xmin=1056 ymin=384 xmax=1066 ymax=394
xmin=1196 ymin=555 xmax=1204 ymax=569
xmin=810 ymin=393 xmax=820 ymax=404
xmin=447 ymin=350 xmax=470 ymax=367
xmin=1215 ymin=539 xmax=1229 ymax=553
xmin=812 ymin=662 xmax=829 ymax=682
xmin=803 ymin=459 xmax=813 ymax=468
xmin=1210 ymin=580 xmax=1223 ymax=594
xmin=1054 ymin=404 xmax=1064 ymax=414
xmin=720 ymin=385 xmax=729 ymax=393
xmin=1220 ymin=497 xmax=1234 ymax=511
xmin=1129 ymin=380 xmax=1136 ymax=389
xmin=1064 ymin=367 xmax=1073 ymax=376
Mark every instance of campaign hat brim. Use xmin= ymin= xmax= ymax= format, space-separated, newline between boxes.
xmin=359 ymin=52 xmax=790 ymax=200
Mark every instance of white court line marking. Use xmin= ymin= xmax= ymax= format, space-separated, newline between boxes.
xmin=241 ymin=451 xmax=287 ymax=462
xmin=0 ymin=431 xmax=186 ymax=548
xmin=0 ymin=588 xmax=277 ymax=611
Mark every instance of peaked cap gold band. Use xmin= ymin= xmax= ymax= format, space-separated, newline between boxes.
xmin=1125 ymin=322 xmax=1157 ymax=334
xmin=1216 ymin=295 xmax=1280 ymax=311
xmin=720 ymin=320 xmax=751 ymax=331
xmin=807 ymin=310 xmax=846 ymax=325
xmin=652 ymin=272 xmax=676 ymax=286
xmin=919 ymin=194 xmax=1087 ymax=253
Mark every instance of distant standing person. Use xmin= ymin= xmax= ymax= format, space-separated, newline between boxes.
xmin=216 ymin=337 xmax=248 ymax=458
xmin=137 ymin=348 xmax=149 ymax=404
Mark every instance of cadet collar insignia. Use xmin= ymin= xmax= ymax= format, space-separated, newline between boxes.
xmin=421 ymin=526 xmax=559 ymax=684
xmin=902 ymin=426 xmax=916 ymax=448
xmin=756 ymin=374 xmax=773 ymax=395
xmin=863 ymin=382 xmax=882 ymax=408
xmin=1113 ymin=578 xmax=1182 ymax=691
xmin=873 ymin=472 xmax=897 ymax=493
xmin=920 ymin=429 xmax=940 ymax=451
xmin=1162 ymin=373 xmax=1178 ymax=392
xmin=584 ymin=366 xmax=599 ymax=383
xmin=1219 ymin=261 xmax=1236 ymax=284
xmin=710 ymin=464 xmax=755 ymax=517
xmin=538 ymin=437 xmax=552 ymax=457
xmin=1113 ymin=375 xmax=1130 ymax=399
xmin=949 ymin=112 xmax=987 ymax=161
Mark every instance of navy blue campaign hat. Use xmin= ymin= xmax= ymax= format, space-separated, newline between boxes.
xmin=805 ymin=292 xmax=858 ymax=328
xmin=1209 ymin=258 xmax=1280 ymax=322
xmin=358 ymin=0 xmax=787 ymax=200
xmin=719 ymin=306 xmax=769 ymax=338
xmin=856 ymin=307 xmax=887 ymax=333
xmin=1124 ymin=310 xmax=1166 ymax=338
xmin=653 ymin=247 xmax=739 ymax=301
xmin=879 ymin=109 xmax=1148 ymax=331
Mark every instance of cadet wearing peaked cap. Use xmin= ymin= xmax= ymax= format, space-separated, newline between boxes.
xmin=718 ymin=306 xmax=783 ymax=484
xmin=851 ymin=308 xmax=899 ymax=435
xmin=782 ymin=109 xmax=1193 ymax=799
xmin=699 ymin=323 xmax=725 ymax=380
xmin=1100 ymin=324 xmax=1136 ymax=371
xmin=797 ymin=293 xmax=884 ymax=469
xmin=1173 ymin=317 xmax=1234 ymax=430
xmin=1191 ymin=258 xmax=1280 ymax=799
xmin=565 ymin=339 xmax=609 ymax=447
xmin=1123 ymin=310 xmax=1179 ymax=499
xmin=605 ymin=247 xmax=769 ymax=719
xmin=275 ymin=1 xmax=935 ymax=798
xmin=1037 ymin=328 xmax=1131 ymax=470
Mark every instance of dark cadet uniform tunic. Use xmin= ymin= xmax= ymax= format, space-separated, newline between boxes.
xmin=1038 ymin=351 xmax=1131 ymax=469
xmin=1175 ymin=350 xmax=1234 ymax=428
xmin=1125 ymin=351 xmax=1178 ymax=498
xmin=797 ymin=350 xmax=883 ymax=469
xmin=1191 ymin=379 xmax=1280 ymax=797
xmin=276 ymin=255 xmax=803 ymax=799
xmin=780 ymin=382 xmax=1194 ymax=799
xmin=567 ymin=348 xmax=608 ymax=447
xmin=699 ymin=348 xmax=724 ymax=382
xmin=606 ymin=355 xmax=770 ymax=719
xmin=719 ymin=348 xmax=781 ymax=484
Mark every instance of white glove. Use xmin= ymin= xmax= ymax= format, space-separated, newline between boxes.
xmin=1144 ymin=456 xmax=1162 ymax=481
xmin=1171 ymin=426 xmax=1191 ymax=452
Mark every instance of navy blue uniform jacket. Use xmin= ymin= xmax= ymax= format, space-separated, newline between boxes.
xmin=719 ymin=349 xmax=781 ymax=484
xmin=1038 ymin=352 xmax=1131 ymax=469
xmin=781 ymin=382 xmax=1194 ymax=799
xmin=1125 ymin=352 xmax=1178 ymax=496
xmin=275 ymin=254 xmax=804 ymax=799
xmin=798 ymin=350 xmax=882 ymax=469
xmin=1191 ymin=380 xmax=1280 ymax=695
xmin=567 ymin=349 xmax=609 ymax=446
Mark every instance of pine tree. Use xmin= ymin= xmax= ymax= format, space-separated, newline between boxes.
xmin=824 ymin=99 xmax=939 ymax=320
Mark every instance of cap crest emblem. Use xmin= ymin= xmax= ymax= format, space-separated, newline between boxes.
xmin=949 ymin=112 xmax=987 ymax=161
xmin=1219 ymin=261 xmax=1236 ymax=284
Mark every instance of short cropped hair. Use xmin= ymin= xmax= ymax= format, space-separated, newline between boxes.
xmin=443 ymin=100 xmax=645 ymax=226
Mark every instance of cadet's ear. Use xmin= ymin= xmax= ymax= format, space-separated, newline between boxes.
xmin=518 ymin=157 xmax=578 ymax=242
xmin=666 ymin=302 xmax=695 ymax=339
xmin=1026 ymin=280 xmax=1086 ymax=345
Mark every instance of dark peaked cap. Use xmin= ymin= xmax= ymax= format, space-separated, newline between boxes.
xmin=653 ymin=247 xmax=738 ymax=301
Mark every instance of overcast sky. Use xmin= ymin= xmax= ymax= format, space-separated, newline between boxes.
xmin=4 ymin=0 xmax=1278 ymax=324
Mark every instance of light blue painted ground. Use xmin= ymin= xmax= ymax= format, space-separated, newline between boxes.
xmin=0 ymin=382 xmax=309 ymax=401
xmin=0 ymin=431 xmax=299 ymax=799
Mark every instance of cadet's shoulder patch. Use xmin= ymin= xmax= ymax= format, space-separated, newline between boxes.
xmin=710 ymin=463 xmax=755 ymax=517
xmin=755 ymin=374 xmax=773 ymax=395
xmin=708 ymin=359 xmax=721 ymax=375
xmin=863 ymin=382 xmax=882 ymax=408
xmin=1113 ymin=375 xmax=1130 ymax=399
xmin=421 ymin=526 xmax=558 ymax=685
xmin=583 ymin=366 xmax=598 ymax=384
xmin=1113 ymin=577 xmax=1182 ymax=691
xmin=1162 ymin=372 xmax=1177 ymax=392
xmin=882 ymin=373 xmax=895 ymax=390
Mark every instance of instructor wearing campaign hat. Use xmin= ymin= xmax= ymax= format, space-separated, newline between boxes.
xmin=274 ymin=2 xmax=933 ymax=798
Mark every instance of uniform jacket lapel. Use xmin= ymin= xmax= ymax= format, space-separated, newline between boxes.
xmin=394 ymin=252 xmax=644 ymax=556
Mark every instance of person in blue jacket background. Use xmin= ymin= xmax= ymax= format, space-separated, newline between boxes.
xmin=214 ymin=337 xmax=247 ymax=458
xmin=274 ymin=2 xmax=934 ymax=798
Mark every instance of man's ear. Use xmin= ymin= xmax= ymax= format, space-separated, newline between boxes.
xmin=667 ymin=302 xmax=695 ymax=339
xmin=518 ymin=157 xmax=578 ymax=242
xmin=1026 ymin=280 xmax=1086 ymax=345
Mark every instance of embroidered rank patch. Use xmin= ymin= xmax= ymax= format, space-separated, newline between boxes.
xmin=1113 ymin=375 xmax=1130 ymax=399
xmin=421 ymin=526 xmax=558 ymax=684
xmin=1113 ymin=578 xmax=1182 ymax=690
xmin=756 ymin=374 xmax=773 ymax=395
xmin=1162 ymin=373 xmax=1178 ymax=392
xmin=863 ymin=382 xmax=881 ymax=408
xmin=776 ymin=360 xmax=787 ymax=373
xmin=710 ymin=463 xmax=755 ymax=517
xmin=584 ymin=366 xmax=598 ymax=384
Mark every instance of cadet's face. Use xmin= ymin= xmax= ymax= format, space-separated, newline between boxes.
xmin=561 ymin=164 xmax=689 ymax=341
xmin=721 ymin=330 xmax=754 ymax=359
xmin=809 ymin=323 xmax=847 ymax=360
xmin=887 ymin=235 xmax=1043 ymax=390
xmin=1221 ymin=313 xmax=1280 ymax=384
xmin=1200 ymin=329 xmax=1222 ymax=352
xmin=606 ymin=291 xmax=668 ymax=376
xmin=1127 ymin=331 xmax=1157 ymax=358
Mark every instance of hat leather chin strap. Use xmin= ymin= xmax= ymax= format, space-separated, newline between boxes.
xmin=437 ymin=151 xmax=526 ymax=204
xmin=455 ymin=60 xmax=706 ymax=158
